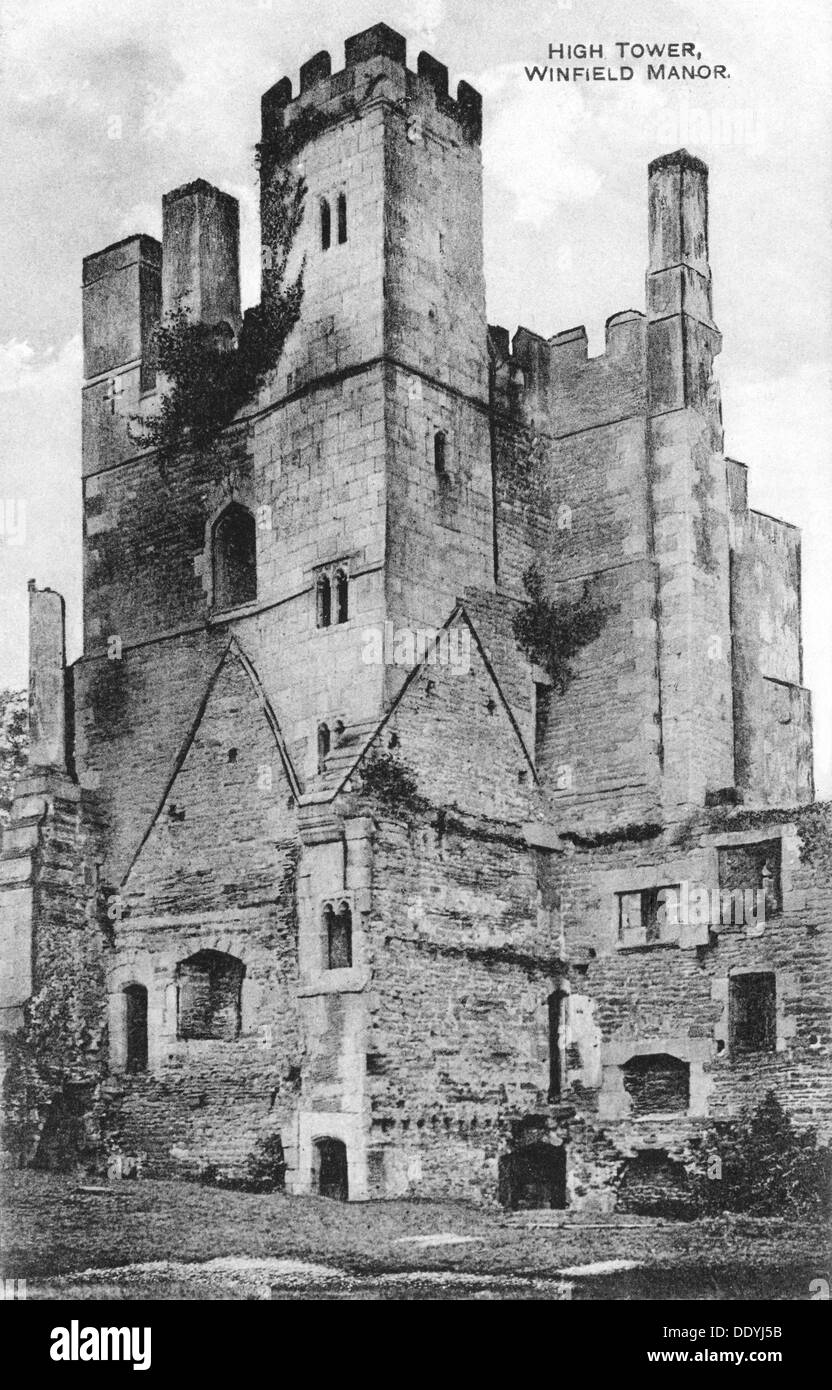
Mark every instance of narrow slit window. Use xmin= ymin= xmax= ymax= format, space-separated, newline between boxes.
xmin=124 ymin=984 xmax=148 ymax=1074
xmin=547 ymin=990 xmax=564 ymax=1099
xmin=317 ymin=723 xmax=330 ymax=774
xmin=337 ymin=192 xmax=347 ymax=244
xmin=326 ymin=900 xmax=352 ymax=969
xmin=335 ymin=569 xmax=349 ymax=624
xmin=320 ymin=198 xmax=331 ymax=251
xmin=316 ymin=573 xmax=331 ymax=628
xmin=434 ymin=430 xmax=447 ymax=475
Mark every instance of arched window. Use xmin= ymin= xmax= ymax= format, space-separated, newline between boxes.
xmin=316 ymin=573 xmax=331 ymax=628
xmin=434 ymin=430 xmax=447 ymax=475
xmin=317 ymin=723 xmax=330 ymax=773
xmin=124 ymin=984 xmax=148 ymax=1074
xmin=177 ymin=949 xmax=244 ymax=1041
xmin=325 ymin=900 xmax=352 ymax=969
xmin=320 ymin=198 xmax=331 ymax=251
xmin=337 ymin=192 xmax=347 ymax=244
xmin=334 ymin=569 xmax=349 ymax=624
xmin=213 ymin=504 xmax=256 ymax=610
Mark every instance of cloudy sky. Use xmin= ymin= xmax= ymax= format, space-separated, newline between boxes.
xmin=1 ymin=0 xmax=830 ymax=791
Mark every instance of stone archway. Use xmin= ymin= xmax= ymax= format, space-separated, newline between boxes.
xmin=312 ymin=1137 xmax=349 ymax=1200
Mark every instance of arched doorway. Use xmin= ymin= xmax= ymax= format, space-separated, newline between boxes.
xmin=617 ymin=1150 xmax=693 ymax=1219
xmin=312 ymin=1137 xmax=349 ymax=1200
xmin=498 ymin=1142 xmax=566 ymax=1210
xmin=124 ymin=984 xmax=148 ymax=1073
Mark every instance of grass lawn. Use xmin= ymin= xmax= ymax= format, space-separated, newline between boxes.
xmin=1 ymin=1172 xmax=829 ymax=1298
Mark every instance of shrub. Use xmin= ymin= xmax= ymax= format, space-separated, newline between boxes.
xmin=703 ymin=1092 xmax=832 ymax=1218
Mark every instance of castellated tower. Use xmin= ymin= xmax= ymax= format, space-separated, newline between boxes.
xmin=77 ymin=24 xmax=493 ymax=881
xmin=1 ymin=23 xmax=827 ymax=1209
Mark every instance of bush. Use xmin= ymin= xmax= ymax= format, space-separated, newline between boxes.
xmin=703 ymin=1092 xmax=832 ymax=1218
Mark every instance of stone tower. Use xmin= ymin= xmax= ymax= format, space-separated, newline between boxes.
xmin=1 ymin=24 xmax=827 ymax=1208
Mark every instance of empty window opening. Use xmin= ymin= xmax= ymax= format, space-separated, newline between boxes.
xmin=434 ymin=430 xmax=447 ymax=475
xmin=312 ymin=1136 xmax=348 ymax=1199
xmin=177 ymin=950 xmax=244 ymax=1041
xmin=213 ymin=504 xmax=256 ymax=610
xmin=124 ymin=984 xmax=148 ymax=1074
xmin=618 ymin=885 xmax=681 ymax=945
xmin=320 ymin=198 xmax=331 ymax=250
xmin=337 ymin=192 xmax=347 ymax=244
xmin=498 ymin=1142 xmax=566 ymax=1210
xmin=548 ymin=990 xmax=565 ymax=1099
xmin=316 ymin=573 xmax=331 ymax=628
xmin=335 ymin=569 xmax=349 ymax=624
xmin=325 ymin=900 xmax=353 ymax=969
xmin=317 ymin=723 xmax=330 ymax=773
xmin=729 ymin=972 xmax=776 ymax=1054
xmin=622 ymin=1053 xmax=690 ymax=1115
xmin=718 ymin=839 xmax=781 ymax=918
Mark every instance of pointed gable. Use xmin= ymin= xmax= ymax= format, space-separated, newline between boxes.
xmin=349 ymin=609 xmax=537 ymax=821
xmin=123 ymin=644 xmax=298 ymax=916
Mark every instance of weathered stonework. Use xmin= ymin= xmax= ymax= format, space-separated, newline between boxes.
xmin=1 ymin=22 xmax=829 ymax=1210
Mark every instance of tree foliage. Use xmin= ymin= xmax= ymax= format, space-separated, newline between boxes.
xmin=0 ymin=688 xmax=28 ymax=829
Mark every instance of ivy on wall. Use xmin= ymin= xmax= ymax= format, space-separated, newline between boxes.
xmin=136 ymin=163 xmax=306 ymax=471
xmin=512 ymin=563 xmax=607 ymax=694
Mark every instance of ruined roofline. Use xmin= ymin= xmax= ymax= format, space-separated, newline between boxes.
xmin=161 ymin=179 xmax=238 ymax=211
xmin=648 ymin=146 xmax=709 ymax=177
xmin=261 ymin=22 xmax=482 ymax=147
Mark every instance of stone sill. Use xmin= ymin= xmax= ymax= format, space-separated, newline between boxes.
xmin=615 ymin=938 xmax=679 ymax=953
xmin=298 ymin=967 xmax=370 ymax=997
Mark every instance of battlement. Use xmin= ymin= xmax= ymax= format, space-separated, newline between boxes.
xmin=491 ymin=312 xmax=647 ymax=427
xmin=261 ymin=22 xmax=482 ymax=152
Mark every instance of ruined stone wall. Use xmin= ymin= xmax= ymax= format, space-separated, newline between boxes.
xmin=105 ymin=646 xmax=303 ymax=1180
xmin=1 ymin=773 xmax=105 ymax=1169
xmin=728 ymin=478 xmax=812 ymax=805
xmin=349 ymin=613 xmax=556 ymax=1202
xmin=492 ymin=319 xmax=664 ymax=829
xmin=542 ymin=806 xmax=832 ymax=1208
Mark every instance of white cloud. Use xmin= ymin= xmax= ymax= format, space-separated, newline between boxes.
xmin=0 ymin=336 xmax=82 ymax=396
xmin=480 ymin=67 xmax=602 ymax=227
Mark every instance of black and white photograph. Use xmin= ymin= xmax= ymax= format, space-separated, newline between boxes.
xmin=0 ymin=0 xmax=830 ymax=1344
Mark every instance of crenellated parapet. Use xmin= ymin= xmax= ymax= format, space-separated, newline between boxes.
xmin=489 ymin=311 xmax=647 ymax=435
xmin=260 ymin=22 xmax=482 ymax=158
